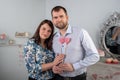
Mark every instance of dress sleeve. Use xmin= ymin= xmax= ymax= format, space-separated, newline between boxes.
xmin=23 ymin=40 xmax=41 ymax=78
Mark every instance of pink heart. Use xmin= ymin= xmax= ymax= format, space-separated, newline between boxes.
xmin=65 ymin=38 xmax=71 ymax=44
xmin=59 ymin=37 xmax=65 ymax=44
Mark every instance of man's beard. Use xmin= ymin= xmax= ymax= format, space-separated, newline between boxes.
xmin=55 ymin=22 xmax=67 ymax=30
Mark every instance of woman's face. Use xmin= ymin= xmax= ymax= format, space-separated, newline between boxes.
xmin=39 ymin=23 xmax=52 ymax=40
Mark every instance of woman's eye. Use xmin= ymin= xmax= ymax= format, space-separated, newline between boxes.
xmin=42 ymin=28 xmax=46 ymax=30
xmin=48 ymin=30 xmax=52 ymax=33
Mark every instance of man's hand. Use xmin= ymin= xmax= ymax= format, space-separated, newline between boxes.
xmin=52 ymin=65 xmax=63 ymax=74
xmin=58 ymin=63 xmax=74 ymax=72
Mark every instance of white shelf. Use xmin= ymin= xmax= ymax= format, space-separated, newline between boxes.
xmin=0 ymin=44 xmax=22 ymax=47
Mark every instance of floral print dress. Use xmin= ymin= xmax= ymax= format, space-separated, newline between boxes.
xmin=23 ymin=39 xmax=55 ymax=80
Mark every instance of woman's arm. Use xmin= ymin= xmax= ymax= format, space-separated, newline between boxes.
xmin=23 ymin=40 xmax=41 ymax=77
xmin=41 ymin=54 xmax=65 ymax=71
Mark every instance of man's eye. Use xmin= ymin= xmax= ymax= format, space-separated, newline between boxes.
xmin=53 ymin=17 xmax=58 ymax=19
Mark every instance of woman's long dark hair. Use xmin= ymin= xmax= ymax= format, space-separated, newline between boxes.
xmin=31 ymin=19 xmax=54 ymax=50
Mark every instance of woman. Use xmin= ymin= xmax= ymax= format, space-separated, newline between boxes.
xmin=23 ymin=19 xmax=64 ymax=80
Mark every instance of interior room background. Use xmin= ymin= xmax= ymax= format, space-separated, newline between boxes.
xmin=0 ymin=0 xmax=120 ymax=80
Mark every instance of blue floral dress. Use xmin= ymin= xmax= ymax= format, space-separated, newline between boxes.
xmin=23 ymin=39 xmax=55 ymax=80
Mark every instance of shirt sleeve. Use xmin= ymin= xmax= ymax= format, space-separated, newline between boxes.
xmin=73 ymin=29 xmax=100 ymax=70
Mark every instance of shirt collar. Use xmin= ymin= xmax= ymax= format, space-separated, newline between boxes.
xmin=55 ymin=24 xmax=72 ymax=37
xmin=66 ymin=24 xmax=72 ymax=34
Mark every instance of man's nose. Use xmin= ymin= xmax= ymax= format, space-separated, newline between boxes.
xmin=57 ymin=17 xmax=62 ymax=22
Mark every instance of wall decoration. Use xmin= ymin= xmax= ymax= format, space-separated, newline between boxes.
xmin=15 ymin=32 xmax=30 ymax=38
xmin=0 ymin=33 xmax=6 ymax=40
xmin=100 ymin=12 xmax=120 ymax=60
xmin=9 ymin=39 xmax=15 ymax=44
xmin=18 ymin=45 xmax=24 ymax=66
xmin=0 ymin=33 xmax=8 ymax=45
xmin=0 ymin=32 xmax=30 ymax=47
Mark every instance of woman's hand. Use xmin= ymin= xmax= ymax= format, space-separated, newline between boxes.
xmin=53 ymin=54 xmax=65 ymax=66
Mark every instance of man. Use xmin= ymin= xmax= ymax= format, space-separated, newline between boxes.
xmin=51 ymin=6 xmax=100 ymax=80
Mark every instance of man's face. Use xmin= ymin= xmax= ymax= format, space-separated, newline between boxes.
xmin=52 ymin=9 xmax=68 ymax=30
